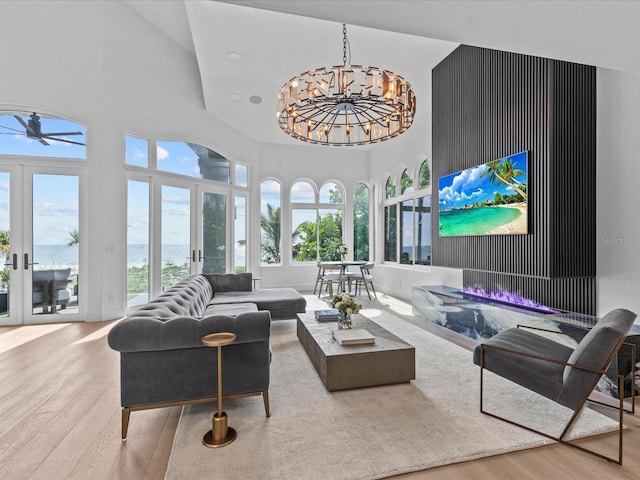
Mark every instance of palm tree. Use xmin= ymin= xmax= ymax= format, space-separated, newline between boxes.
xmin=67 ymin=229 xmax=79 ymax=247
xmin=260 ymin=204 xmax=282 ymax=264
xmin=481 ymin=159 xmax=527 ymax=201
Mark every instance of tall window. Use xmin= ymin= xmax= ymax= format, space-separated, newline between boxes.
xmin=384 ymin=162 xmax=431 ymax=266
xmin=234 ymin=196 xmax=246 ymax=272
xmin=127 ymin=179 xmax=150 ymax=304
xmin=353 ymin=183 xmax=370 ymax=261
xmin=291 ymin=180 xmax=344 ymax=262
xmin=260 ymin=179 xmax=281 ymax=265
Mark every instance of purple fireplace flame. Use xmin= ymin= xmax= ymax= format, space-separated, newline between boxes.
xmin=460 ymin=287 xmax=560 ymax=314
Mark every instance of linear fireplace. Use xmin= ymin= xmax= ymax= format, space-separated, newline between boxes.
xmin=460 ymin=287 xmax=560 ymax=314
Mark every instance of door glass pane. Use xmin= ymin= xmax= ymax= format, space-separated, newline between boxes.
xmin=127 ymin=180 xmax=149 ymax=306
xmin=400 ymin=200 xmax=414 ymax=264
xmin=202 ymin=192 xmax=226 ymax=274
xmin=0 ymin=172 xmax=9 ymax=317
xmin=32 ymin=174 xmax=79 ymax=315
xmin=234 ymin=196 xmax=246 ymax=273
xmin=161 ymin=185 xmax=190 ymax=290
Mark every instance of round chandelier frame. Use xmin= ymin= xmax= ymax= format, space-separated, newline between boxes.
xmin=276 ymin=24 xmax=416 ymax=146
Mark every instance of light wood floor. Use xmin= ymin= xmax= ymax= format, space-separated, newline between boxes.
xmin=1 ymin=318 xmax=638 ymax=480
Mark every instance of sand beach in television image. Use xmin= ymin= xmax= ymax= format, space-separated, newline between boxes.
xmin=438 ymin=151 xmax=528 ymax=236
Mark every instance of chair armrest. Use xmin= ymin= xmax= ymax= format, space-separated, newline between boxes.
xmin=479 ymin=342 xmax=620 ymax=378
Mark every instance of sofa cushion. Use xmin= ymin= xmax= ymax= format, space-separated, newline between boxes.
xmin=204 ymin=302 xmax=258 ymax=317
xmin=205 ymin=272 xmax=252 ymax=292
xmin=208 ymin=287 xmax=306 ymax=320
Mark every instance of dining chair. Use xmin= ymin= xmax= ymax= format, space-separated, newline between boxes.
xmin=351 ymin=262 xmax=376 ymax=300
xmin=317 ymin=262 xmax=349 ymax=297
xmin=312 ymin=261 xmax=323 ymax=295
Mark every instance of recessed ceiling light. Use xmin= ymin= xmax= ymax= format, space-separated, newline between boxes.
xmin=249 ymin=95 xmax=262 ymax=104
xmin=229 ymin=93 xmax=241 ymax=101
xmin=227 ymin=52 xmax=241 ymax=60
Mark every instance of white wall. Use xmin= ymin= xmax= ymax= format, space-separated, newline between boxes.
xmin=596 ymin=68 xmax=640 ymax=317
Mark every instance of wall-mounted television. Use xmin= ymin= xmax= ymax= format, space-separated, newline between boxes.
xmin=438 ymin=151 xmax=528 ymax=236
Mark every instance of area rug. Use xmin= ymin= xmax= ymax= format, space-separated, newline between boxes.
xmin=165 ymin=303 xmax=619 ymax=480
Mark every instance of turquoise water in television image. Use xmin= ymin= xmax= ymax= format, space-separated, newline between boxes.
xmin=439 ymin=207 xmax=523 ymax=236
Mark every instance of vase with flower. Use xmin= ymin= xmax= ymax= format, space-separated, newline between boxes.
xmin=337 ymin=244 xmax=349 ymax=262
xmin=331 ymin=293 xmax=362 ymax=330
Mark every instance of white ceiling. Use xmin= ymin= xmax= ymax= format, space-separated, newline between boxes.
xmin=124 ymin=0 xmax=640 ymax=148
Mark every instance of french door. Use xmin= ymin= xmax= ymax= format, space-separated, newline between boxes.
xmin=127 ymin=176 xmax=242 ymax=310
xmin=0 ymin=164 xmax=84 ymax=325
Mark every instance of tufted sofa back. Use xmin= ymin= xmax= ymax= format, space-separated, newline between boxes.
xmin=127 ymin=274 xmax=213 ymax=321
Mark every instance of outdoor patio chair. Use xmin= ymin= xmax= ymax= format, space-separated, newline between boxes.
xmin=473 ymin=308 xmax=637 ymax=464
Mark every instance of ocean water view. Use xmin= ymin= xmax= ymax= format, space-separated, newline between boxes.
xmin=439 ymin=207 xmax=522 ymax=236
xmin=31 ymin=244 xmax=190 ymax=269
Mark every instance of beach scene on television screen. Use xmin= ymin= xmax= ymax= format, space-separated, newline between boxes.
xmin=438 ymin=151 xmax=528 ymax=236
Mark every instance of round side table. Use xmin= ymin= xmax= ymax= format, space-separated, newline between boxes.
xmin=201 ymin=332 xmax=237 ymax=448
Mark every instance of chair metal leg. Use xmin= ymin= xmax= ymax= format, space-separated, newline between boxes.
xmin=479 ymin=353 xmax=626 ymax=465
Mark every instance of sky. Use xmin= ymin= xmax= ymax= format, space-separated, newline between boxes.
xmin=438 ymin=151 xmax=528 ymax=211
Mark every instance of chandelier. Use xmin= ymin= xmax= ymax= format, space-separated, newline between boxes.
xmin=276 ymin=24 xmax=416 ymax=146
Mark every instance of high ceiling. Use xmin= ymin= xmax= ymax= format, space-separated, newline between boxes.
xmin=124 ymin=0 xmax=640 ymax=148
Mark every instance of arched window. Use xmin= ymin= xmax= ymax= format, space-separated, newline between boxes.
xmin=385 ymin=176 xmax=396 ymax=198
xmin=291 ymin=180 xmax=315 ymax=203
xmin=353 ymin=183 xmax=370 ymax=261
xmin=401 ymin=169 xmax=413 ymax=194
xmin=291 ymin=180 xmax=344 ymax=262
xmin=418 ymin=159 xmax=430 ymax=189
xmin=260 ymin=179 xmax=282 ymax=265
xmin=384 ymin=161 xmax=432 ymax=266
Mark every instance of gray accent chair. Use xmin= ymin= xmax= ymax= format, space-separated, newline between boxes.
xmin=473 ymin=308 xmax=637 ymax=464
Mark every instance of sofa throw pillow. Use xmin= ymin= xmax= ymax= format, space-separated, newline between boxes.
xmin=204 ymin=272 xmax=252 ymax=292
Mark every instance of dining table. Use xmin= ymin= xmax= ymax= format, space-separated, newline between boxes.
xmin=320 ymin=260 xmax=367 ymax=293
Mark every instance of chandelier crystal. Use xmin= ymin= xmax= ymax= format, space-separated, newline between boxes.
xmin=276 ymin=24 xmax=416 ymax=146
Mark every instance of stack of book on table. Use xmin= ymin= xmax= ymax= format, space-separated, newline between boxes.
xmin=332 ymin=329 xmax=376 ymax=346
xmin=314 ymin=309 xmax=341 ymax=322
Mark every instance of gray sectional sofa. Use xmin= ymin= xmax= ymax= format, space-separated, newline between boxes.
xmin=107 ymin=273 xmax=306 ymax=439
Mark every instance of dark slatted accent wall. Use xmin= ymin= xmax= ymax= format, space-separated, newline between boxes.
xmin=432 ymin=46 xmax=596 ymax=314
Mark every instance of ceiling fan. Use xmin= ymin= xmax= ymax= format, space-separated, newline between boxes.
xmin=0 ymin=112 xmax=85 ymax=146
